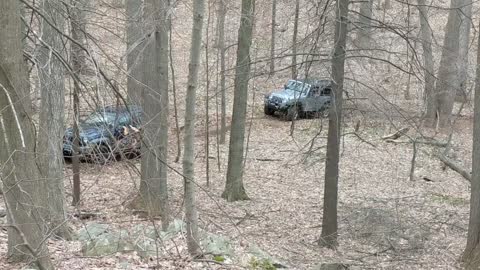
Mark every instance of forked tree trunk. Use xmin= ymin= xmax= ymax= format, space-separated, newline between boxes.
xmin=417 ymin=0 xmax=435 ymax=119
xmin=137 ymin=0 xmax=170 ymax=229
xmin=217 ymin=0 xmax=227 ymax=144
xmin=462 ymin=16 xmax=480 ymax=269
xmin=183 ymin=0 xmax=205 ymax=256
xmin=269 ymin=0 xmax=277 ymax=75
xmin=430 ymin=0 xmax=462 ymax=128
xmin=37 ymin=0 xmax=71 ymax=239
xmin=126 ymin=0 xmax=144 ymax=106
xmin=0 ymin=1 xmax=53 ymax=268
xmin=456 ymin=0 xmax=473 ymax=102
xmin=222 ymin=0 xmax=255 ymax=202
xmin=292 ymin=0 xmax=300 ymax=79
xmin=319 ymin=0 xmax=349 ymax=249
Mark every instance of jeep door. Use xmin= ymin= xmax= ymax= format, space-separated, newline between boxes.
xmin=303 ymin=86 xmax=321 ymax=112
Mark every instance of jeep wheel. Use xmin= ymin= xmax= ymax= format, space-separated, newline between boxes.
xmin=285 ymin=106 xmax=299 ymax=121
xmin=264 ymin=105 xmax=275 ymax=116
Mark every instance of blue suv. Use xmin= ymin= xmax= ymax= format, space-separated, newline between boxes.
xmin=63 ymin=105 xmax=142 ymax=163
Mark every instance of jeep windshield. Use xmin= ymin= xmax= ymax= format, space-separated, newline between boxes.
xmin=285 ymin=80 xmax=310 ymax=94
xmin=82 ymin=112 xmax=117 ymax=126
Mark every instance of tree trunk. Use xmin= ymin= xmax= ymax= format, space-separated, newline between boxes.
xmin=0 ymin=1 xmax=53 ymax=268
xmin=37 ymin=0 xmax=71 ymax=240
xmin=69 ymin=0 xmax=84 ymax=207
xmin=137 ymin=0 xmax=170 ymax=229
xmin=431 ymin=0 xmax=462 ymax=128
xmin=462 ymin=16 xmax=480 ymax=269
xmin=319 ymin=0 xmax=349 ymax=249
xmin=222 ymin=0 xmax=255 ymax=202
xmin=183 ymin=0 xmax=205 ymax=256
xmin=417 ymin=0 xmax=435 ymax=120
xmin=126 ymin=0 xmax=145 ymax=106
xmin=292 ymin=0 xmax=300 ymax=79
xmin=69 ymin=0 xmax=90 ymax=75
xmin=456 ymin=0 xmax=473 ymax=102
xmin=356 ymin=0 xmax=373 ymax=48
xmin=217 ymin=0 xmax=227 ymax=144
xmin=269 ymin=0 xmax=276 ymax=75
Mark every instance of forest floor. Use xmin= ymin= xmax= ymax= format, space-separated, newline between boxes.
xmin=0 ymin=101 xmax=474 ymax=269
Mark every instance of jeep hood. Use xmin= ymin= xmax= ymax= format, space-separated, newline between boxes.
xmin=65 ymin=124 xmax=111 ymax=142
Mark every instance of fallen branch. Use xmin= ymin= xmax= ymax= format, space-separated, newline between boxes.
xmin=385 ymin=139 xmax=447 ymax=147
xmin=382 ymin=127 xmax=409 ymax=140
xmin=437 ymin=154 xmax=471 ymax=182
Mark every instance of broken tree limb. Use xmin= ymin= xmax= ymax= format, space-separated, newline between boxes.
xmin=382 ymin=127 xmax=409 ymax=140
xmin=385 ymin=139 xmax=447 ymax=147
xmin=437 ymin=154 xmax=471 ymax=182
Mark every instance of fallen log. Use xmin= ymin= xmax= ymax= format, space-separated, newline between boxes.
xmin=382 ymin=127 xmax=409 ymax=140
xmin=437 ymin=154 xmax=471 ymax=182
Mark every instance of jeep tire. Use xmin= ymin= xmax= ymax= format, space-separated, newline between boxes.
xmin=264 ymin=105 xmax=275 ymax=116
xmin=285 ymin=106 xmax=299 ymax=121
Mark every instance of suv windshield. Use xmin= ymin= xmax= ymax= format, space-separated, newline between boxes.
xmin=82 ymin=112 xmax=118 ymax=126
xmin=286 ymin=80 xmax=310 ymax=93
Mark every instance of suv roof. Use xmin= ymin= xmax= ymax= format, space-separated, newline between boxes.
xmin=100 ymin=105 xmax=142 ymax=114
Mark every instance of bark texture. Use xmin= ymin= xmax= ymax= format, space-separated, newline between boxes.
xmin=456 ymin=0 xmax=473 ymax=102
xmin=429 ymin=0 xmax=462 ymax=128
xmin=269 ymin=0 xmax=276 ymax=75
xmin=217 ymin=0 xmax=227 ymax=144
xmin=37 ymin=0 xmax=71 ymax=239
xmin=291 ymin=0 xmax=300 ymax=78
xmin=356 ymin=0 xmax=373 ymax=48
xmin=416 ymin=0 xmax=435 ymax=119
xmin=126 ymin=0 xmax=145 ymax=106
xmin=222 ymin=0 xmax=255 ymax=202
xmin=319 ymin=0 xmax=349 ymax=249
xmin=138 ymin=0 xmax=171 ymax=229
xmin=462 ymin=14 xmax=480 ymax=270
xmin=0 ymin=1 xmax=53 ymax=268
xmin=183 ymin=0 xmax=205 ymax=255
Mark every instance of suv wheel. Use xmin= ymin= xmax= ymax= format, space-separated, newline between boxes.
xmin=93 ymin=144 xmax=112 ymax=164
xmin=264 ymin=105 xmax=275 ymax=116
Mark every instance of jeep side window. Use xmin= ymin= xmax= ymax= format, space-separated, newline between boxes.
xmin=321 ymin=87 xmax=331 ymax=96
xmin=310 ymin=87 xmax=320 ymax=97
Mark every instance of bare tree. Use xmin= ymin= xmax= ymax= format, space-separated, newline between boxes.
xmin=0 ymin=1 xmax=53 ymax=268
xmin=183 ymin=0 xmax=205 ymax=256
xmin=222 ymin=0 xmax=255 ymax=202
xmin=456 ymin=0 xmax=473 ymax=102
xmin=126 ymin=0 xmax=144 ymax=106
xmin=416 ymin=0 xmax=435 ymax=119
xmin=428 ymin=0 xmax=462 ymax=128
xmin=356 ymin=0 xmax=373 ymax=48
xmin=269 ymin=0 xmax=277 ymax=75
xmin=217 ymin=0 xmax=227 ymax=144
xmin=136 ymin=0 xmax=170 ymax=229
xmin=292 ymin=0 xmax=300 ymax=78
xmin=37 ymin=0 xmax=71 ymax=239
xmin=462 ymin=15 xmax=480 ymax=269
xmin=319 ymin=0 xmax=349 ymax=249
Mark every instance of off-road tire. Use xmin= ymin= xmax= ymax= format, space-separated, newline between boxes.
xmin=92 ymin=144 xmax=112 ymax=164
xmin=264 ymin=105 xmax=275 ymax=116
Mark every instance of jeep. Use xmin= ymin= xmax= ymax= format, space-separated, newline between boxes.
xmin=264 ymin=79 xmax=332 ymax=120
